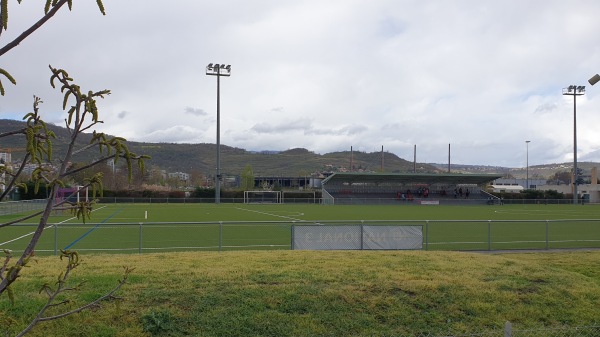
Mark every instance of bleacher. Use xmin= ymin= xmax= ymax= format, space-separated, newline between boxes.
xmin=327 ymin=187 xmax=490 ymax=205
xmin=321 ymin=173 xmax=502 ymax=205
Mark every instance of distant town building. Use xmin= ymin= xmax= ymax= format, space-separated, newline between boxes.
xmin=538 ymin=167 xmax=600 ymax=203
xmin=0 ymin=152 xmax=10 ymax=164
xmin=492 ymin=178 xmax=546 ymax=190
xmin=168 ymin=172 xmax=190 ymax=182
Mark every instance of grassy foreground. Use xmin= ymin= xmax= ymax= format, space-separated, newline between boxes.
xmin=2 ymin=250 xmax=600 ymax=336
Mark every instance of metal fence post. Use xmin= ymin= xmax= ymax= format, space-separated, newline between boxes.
xmin=54 ymin=222 xmax=58 ymax=256
xmin=425 ymin=220 xmax=429 ymax=251
xmin=290 ymin=221 xmax=296 ymax=250
xmin=360 ymin=220 xmax=364 ymax=250
xmin=139 ymin=222 xmax=143 ymax=254
xmin=219 ymin=221 xmax=223 ymax=252
xmin=546 ymin=220 xmax=549 ymax=250
xmin=488 ymin=220 xmax=492 ymax=251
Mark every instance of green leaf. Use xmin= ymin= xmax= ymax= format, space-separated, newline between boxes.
xmin=96 ymin=0 xmax=106 ymax=15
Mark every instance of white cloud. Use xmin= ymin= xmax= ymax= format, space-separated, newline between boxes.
xmin=184 ymin=107 xmax=207 ymax=116
xmin=136 ymin=125 xmax=204 ymax=143
xmin=2 ymin=0 xmax=600 ymax=167
xmin=250 ymin=118 xmax=312 ymax=133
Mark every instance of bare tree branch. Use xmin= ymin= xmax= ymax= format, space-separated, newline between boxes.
xmin=15 ymin=254 xmax=132 ymax=337
xmin=0 ymin=152 xmax=30 ymax=201
xmin=0 ymin=209 xmax=44 ymax=229
xmin=0 ymin=128 xmax=26 ymax=138
xmin=0 ymin=0 xmax=69 ymax=57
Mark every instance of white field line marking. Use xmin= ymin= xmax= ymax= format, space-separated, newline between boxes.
xmin=31 ymin=244 xmax=290 ymax=253
xmin=0 ymin=205 xmax=107 ymax=246
xmin=493 ymin=209 xmax=587 ymax=217
xmin=428 ymin=239 xmax=600 ymax=245
xmin=235 ymin=207 xmax=310 ymax=222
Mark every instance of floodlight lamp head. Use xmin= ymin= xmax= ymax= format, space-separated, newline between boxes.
xmin=206 ymin=62 xmax=231 ymax=76
xmin=563 ymin=86 xmax=573 ymax=95
xmin=589 ymin=74 xmax=600 ymax=86
xmin=577 ymin=86 xmax=585 ymax=93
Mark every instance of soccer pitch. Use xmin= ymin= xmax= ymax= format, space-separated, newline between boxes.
xmin=2 ymin=203 xmax=600 ymax=254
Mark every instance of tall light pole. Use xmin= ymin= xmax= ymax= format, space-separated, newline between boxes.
xmin=206 ymin=63 xmax=231 ymax=204
xmin=525 ymin=140 xmax=530 ymax=190
xmin=562 ymin=85 xmax=585 ymax=204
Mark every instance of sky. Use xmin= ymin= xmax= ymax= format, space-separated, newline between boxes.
xmin=2 ymin=0 xmax=600 ymax=168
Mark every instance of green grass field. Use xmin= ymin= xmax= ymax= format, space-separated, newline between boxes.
xmin=3 ymin=203 xmax=600 ymax=336
xmin=2 ymin=203 xmax=600 ymax=254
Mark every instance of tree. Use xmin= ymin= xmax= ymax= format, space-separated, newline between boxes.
xmin=240 ymin=164 xmax=255 ymax=190
xmin=65 ymin=162 xmax=89 ymax=186
xmin=0 ymin=66 xmax=147 ymax=336
xmin=575 ymin=168 xmax=586 ymax=185
xmin=145 ymin=165 xmax=167 ymax=186
xmin=0 ymin=0 xmax=106 ymax=95
xmin=0 ymin=2 xmax=147 ymax=335
xmin=189 ymin=168 xmax=206 ymax=188
xmin=548 ymin=171 xmax=571 ymax=185
xmin=166 ymin=175 xmax=182 ymax=189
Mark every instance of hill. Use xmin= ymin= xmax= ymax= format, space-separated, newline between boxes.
xmin=431 ymin=162 xmax=600 ymax=180
xmin=4 ymin=119 xmax=598 ymax=178
xmin=0 ymin=119 xmax=437 ymax=176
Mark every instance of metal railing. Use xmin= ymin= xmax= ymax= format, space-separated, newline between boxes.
xmin=2 ymin=197 xmax=587 ymax=209
xmin=2 ymin=219 xmax=599 ymax=255
xmin=0 ymin=199 xmax=47 ymax=215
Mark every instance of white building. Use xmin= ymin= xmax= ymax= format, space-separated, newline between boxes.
xmin=168 ymin=172 xmax=190 ymax=182
xmin=492 ymin=178 xmax=547 ymax=190
xmin=488 ymin=184 xmax=523 ymax=193
xmin=0 ymin=152 xmax=10 ymax=164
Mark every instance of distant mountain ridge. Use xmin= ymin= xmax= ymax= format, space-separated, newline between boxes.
xmin=0 ymin=119 xmax=435 ymax=176
xmin=430 ymin=162 xmax=600 ymax=179
xmin=2 ymin=119 xmax=596 ymax=178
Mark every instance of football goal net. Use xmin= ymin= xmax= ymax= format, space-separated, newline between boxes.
xmin=243 ymin=191 xmax=283 ymax=204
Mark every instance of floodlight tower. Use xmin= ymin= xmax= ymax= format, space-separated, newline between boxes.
xmin=206 ymin=63 xmax=231 ymax=204
xmin=525 ymin=140 xmax=530 ymax=190
xmin=562 ymin=85 xmax=585 ymax=204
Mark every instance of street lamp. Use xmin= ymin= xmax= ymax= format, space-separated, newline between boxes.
xmin=562 ymin=85 xmax=585 ymax=204
xmin=526 ymin=140 xmax=530 ymax=190
xmin=206 ymin=63 xmax=231 ymax=204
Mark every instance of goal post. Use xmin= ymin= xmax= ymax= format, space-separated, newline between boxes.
xmin=56 ymin=186 xmax=89 ymax=204
xmin=74 ymin=185 xmax=89 ymax=203
xmin=243 ymin=191 xmax=282 ymax=204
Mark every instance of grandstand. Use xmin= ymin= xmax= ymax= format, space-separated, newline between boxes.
xmin=321 ymin=172 xmax=502 ymax=205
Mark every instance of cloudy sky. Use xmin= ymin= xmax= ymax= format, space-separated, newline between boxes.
xmin=2 ymin=0 xmax=600 ymax=168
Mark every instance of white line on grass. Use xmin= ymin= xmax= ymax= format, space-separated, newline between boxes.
xmin=0 ymin=205 xmax=107 ymax=246
xmin=234 ymin=207 xmax=307 ymax=221
xmin=428 ymin=239 xmax=600 ymax=245
xmin=31 ymin=243 xmax=291 ymax=253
